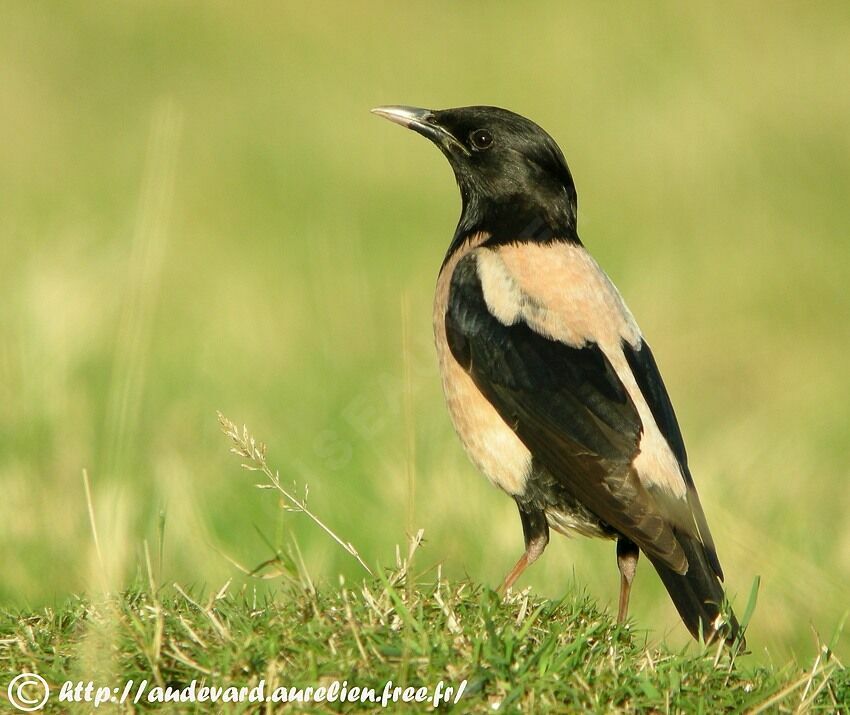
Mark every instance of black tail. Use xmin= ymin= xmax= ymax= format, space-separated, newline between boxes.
xmin=649 ymin=532 xmax=742 ymax=645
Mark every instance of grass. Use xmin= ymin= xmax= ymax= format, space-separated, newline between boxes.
xmin=1 ymin=0 xmax=850 ymax=685
xmin=6 ymin=419 xmax=847 ymax=712
xmin=2 ymin=567 xmax=847 ymax=712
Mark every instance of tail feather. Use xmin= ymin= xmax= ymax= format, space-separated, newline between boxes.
xmin=649 ymin=531 xmax=742 ymax=645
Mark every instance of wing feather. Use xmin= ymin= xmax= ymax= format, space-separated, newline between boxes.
xmin=623 ymin=340 xmax=723 ymax=579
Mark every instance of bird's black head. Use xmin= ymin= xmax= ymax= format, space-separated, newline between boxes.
xmin=373 ymin=105 xmax=579 ymax=250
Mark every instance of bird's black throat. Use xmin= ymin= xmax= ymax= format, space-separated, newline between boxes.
xmin=444 ymin=182 xmax=580 ymax=265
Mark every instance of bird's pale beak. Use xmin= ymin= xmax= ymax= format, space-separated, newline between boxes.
xmin=372 ymin=105 xmax=469 ymax=155
xmin=371 ymin=105 xmax=440 ymax=140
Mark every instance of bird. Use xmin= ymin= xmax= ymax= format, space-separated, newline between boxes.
xmin=372 ymin=105 xmax=740 ymax=644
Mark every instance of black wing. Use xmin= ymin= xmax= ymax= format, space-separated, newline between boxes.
xmin=446 ymin=252 xmax=688 ymax=572
xmin=624 ymin=341 xmax=722 ymax=578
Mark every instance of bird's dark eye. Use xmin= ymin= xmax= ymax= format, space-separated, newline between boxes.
xmin=470 ymin=129 xmax=493 ymax=151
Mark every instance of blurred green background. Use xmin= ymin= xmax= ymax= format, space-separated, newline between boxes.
xmin=1 ymin=2 xmax=848 ymax=663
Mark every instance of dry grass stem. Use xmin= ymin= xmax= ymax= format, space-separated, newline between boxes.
xmin=217 ymin=412 xmax=373 ymax=576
